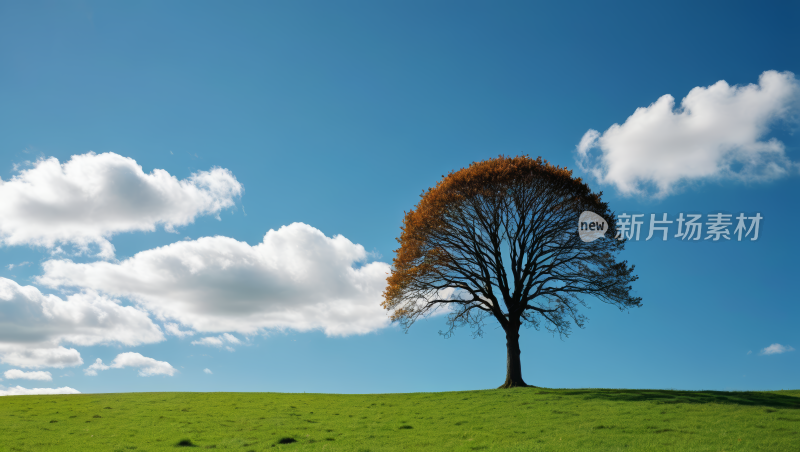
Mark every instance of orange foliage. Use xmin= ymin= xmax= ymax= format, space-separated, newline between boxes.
xmin=383 ymin=155 xmax=610 ymax=321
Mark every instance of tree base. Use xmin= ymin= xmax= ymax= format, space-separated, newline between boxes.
xmin=497 ymin=380 xmax=539 ymax=389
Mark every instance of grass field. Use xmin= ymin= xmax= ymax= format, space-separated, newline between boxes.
xmin=1 ymin=388 xmax=799 ymax=451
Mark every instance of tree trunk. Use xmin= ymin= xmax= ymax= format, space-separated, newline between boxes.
xmin=498 ymin=328 xmax=530 ymax=388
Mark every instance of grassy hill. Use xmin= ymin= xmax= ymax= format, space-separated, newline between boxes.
xmin=1 ymin=388 xmax=799 ymax=451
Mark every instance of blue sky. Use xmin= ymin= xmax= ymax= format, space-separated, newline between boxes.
xmin=0 ymin=0 xmax=798 ymax=395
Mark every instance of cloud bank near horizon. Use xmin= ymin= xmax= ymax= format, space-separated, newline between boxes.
xmin=0 ymin=385 xmax=81 ymax=396
xmin=0 ymin=277 xmax=165 ymax=369
xmin=576 ymin=70 xmax=800 ymax=198
xmin=0 ymin=152 xmax=392 ymax=374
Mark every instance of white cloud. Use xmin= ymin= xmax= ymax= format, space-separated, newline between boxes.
xmin=7 ymin=262 xmax=30 ymax=270
xmin=84 ymin=352 xmax=176 ymax=377
xmin=221 ymin=333 xmax=240 ymax=344
xmin=83 ymin=358 xmax=110 ymax=376
xmin=760 ymin=343 xmax=795 ymax=355
xmin=39 ymin=223 xmax=392 ymax=336
xmin=204 ymin=368 xmax=212 ymax=374
xmin=192 ymin=333 xmax=240 ymax=351
xmin=164 ymin=323 xmax=195 ymax=338
xmin=192 ymin=336 xmax=224 ymax=347
xmin=0 ymin=347 xmax=83 ymax=369
xmin=0 ymin=385 xmax=80 ymax=396
xmin=576 ymin=70 xmax=800 ymax=197
xmin=110 ymin=352 xmax=177 ymax=376
xmin=0 ymin=152 xmax=242 ymax=258
xmin=0 ymin=277 xmax=164 ymax=368
xmin=3 ymin=369 xmax=52 ymax=381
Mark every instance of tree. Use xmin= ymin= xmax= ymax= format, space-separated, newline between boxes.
xmin=382 ymin=155 xmax=641 ymax=388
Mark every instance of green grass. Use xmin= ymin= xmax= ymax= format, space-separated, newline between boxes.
xmin=1 ymin=388 xmax=799 ymax=451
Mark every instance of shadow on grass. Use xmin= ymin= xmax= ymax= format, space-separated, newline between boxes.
xmin=549 ymin=389 xmax=800 ymax=410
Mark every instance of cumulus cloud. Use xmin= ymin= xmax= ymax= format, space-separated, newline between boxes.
xmin=576 ymin=70 xmax=800 ymax=197
xmin=0 ymin=152 xmax=242 ymax=258
xmin=0 ymin=385 xmax=80 ymax=396
xmin=39 ymin=223 xmax=392 ymax=336
xmin=0 ymin=277 xmax=164 ymax=368
xmin=3 ymin=369 xmax=52 ymax=381
xmin=83 ymin=358 xmax=110 ymax=376
xmin=84 ymin=353 xmax=176 ymax=377
xmin=0 ymin=347 xmax=83 ymax=369
xmin=760 ymin=343 xmax=795 ymax=355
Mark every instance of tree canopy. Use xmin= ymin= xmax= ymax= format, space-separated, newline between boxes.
xmin=382 ymin=155 xmax=641 ymax=388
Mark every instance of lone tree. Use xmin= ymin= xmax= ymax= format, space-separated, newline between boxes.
xmin=382 ymin=155 xmax=641 ymax=388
